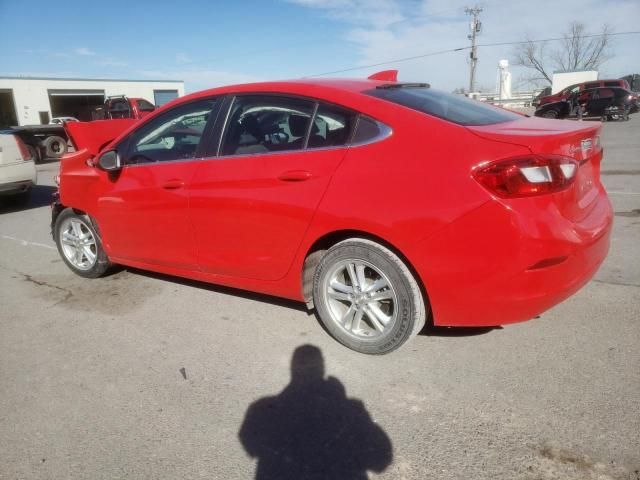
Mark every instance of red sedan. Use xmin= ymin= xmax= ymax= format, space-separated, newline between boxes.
xmin=53 ymin=72 xmax=613 ymax=354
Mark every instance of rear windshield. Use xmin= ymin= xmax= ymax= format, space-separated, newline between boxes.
xmin=366 ymin=87 xmax=521 ymax=126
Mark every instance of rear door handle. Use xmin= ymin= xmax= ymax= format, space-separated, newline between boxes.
xmin=277 ymin=170 xmax=313 ymax=182
xmin=161 ymin=179 xmax=185 ymax=190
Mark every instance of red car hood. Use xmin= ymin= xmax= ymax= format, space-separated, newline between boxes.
xmin=65 ymin=119 xmax=136 ymax=156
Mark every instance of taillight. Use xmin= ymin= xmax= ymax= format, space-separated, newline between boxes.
xmin=473 ymin=155 xmax=578 ymax=198
xmin=15 ymin=136 xmax=33 ymax=161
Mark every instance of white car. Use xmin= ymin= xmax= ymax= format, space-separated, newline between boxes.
xmin=0 ymin=133 xmax=37 ymax=201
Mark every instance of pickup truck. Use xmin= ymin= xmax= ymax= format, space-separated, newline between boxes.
xmin=93 ymin=96 xmax=156 ymax=121
xmin=6 ymin=96 xmax=155 ymax=162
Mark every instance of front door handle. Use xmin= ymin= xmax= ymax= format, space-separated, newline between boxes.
xmin=277 ymin=170 xmax=313 ymax=182
xmin=162 ymin=179 xmax=185 ymax=190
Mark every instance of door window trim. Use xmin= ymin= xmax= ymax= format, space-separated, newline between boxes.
xmin=203 ymin=92 xmax=392 ymax=160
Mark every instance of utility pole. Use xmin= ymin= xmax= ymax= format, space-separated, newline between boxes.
xmin=465 ymin=6 xmax=482 ymax=94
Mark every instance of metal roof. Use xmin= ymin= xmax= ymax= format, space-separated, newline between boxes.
xmin=0 ymin=76 xmax=183 ymax=83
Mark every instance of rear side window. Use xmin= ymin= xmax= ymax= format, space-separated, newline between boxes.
xmin=137 ymin=99 xmax=156 ymax=112
xmin=366 ymin=87 xmax=520 ymax=126
xmin=584 ymin=82 xmax=600 ymax=90
xmin=221 ymin=95 xmax=314 ymax=155
xmin=351 ymin=116 xmax=389 ymax=145
xmin=109 ymin=99 xmax=131 ymax=119
xmin=598 ymin=88 xmax=614 ymax=98
xmin=308 ymin=103 xmax=358 ymax=149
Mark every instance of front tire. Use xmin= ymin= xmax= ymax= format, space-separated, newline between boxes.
xmin=542 ymin=110 xmax=559 ymax=119
xmin=313 ymin=238 xmax=427 ymax=354
xmin=54 ymin=209 xmax=111 ymax=278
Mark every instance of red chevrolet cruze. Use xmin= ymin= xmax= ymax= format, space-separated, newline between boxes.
xmin=53 ymin=73 xmax=613 ymax=354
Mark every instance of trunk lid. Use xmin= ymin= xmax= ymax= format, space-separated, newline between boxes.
xmin=468 ymin=116 xmax=603 ymax=222
xmin=64 ymin=119 xmax=136 ymax=156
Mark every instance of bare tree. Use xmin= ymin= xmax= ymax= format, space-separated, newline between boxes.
xmin=513 ymin=22 xmax=613 ymax=86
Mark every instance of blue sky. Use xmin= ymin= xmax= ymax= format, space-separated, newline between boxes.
xmin=1 ymin=0 xmax=638 ymax=93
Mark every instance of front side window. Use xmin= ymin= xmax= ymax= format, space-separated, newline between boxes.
xmin=220 ymin=95 xmax=314 ymax=156
xmin=308 ymin=103 xmax=358 ymax=149
xmin=123 ymin=98 xmax=217 ymax=165
xmin=584 ymin=82 xmax=600 ymax=90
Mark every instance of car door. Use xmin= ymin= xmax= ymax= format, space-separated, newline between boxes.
xmin=189 ymin=95 xmax=357 ymax=281
xmin=585 ymin=88 xmax=613 ymax=115
xmin=96 ymin=97 xmax=220 ymax=270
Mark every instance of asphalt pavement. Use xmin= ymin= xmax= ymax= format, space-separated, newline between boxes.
xmin=1 ymin=116 xmax=638 ymax=480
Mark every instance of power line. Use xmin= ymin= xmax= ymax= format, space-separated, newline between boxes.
xmin=307 ymin=30 xmax=640 ymax=77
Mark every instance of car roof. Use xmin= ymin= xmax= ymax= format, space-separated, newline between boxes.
xmin=173 ymin=78 xmax=388 ymax=105
xmin=581 ymin=86 xmax=629 ymax=92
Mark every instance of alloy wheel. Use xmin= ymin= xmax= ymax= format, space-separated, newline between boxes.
xmin=321 ymin=259 xmax=398 ymax=338
xmin=59 ymin=218 xmax=98 ymax=271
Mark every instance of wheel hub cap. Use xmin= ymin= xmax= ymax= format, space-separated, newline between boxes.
xmin=322 ymin=259 xmax=398 ymax=339
xmin=59 ymin=218 xmax=97 ymax=271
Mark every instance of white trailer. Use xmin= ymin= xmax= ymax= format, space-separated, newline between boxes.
xmin=551 ymin=70 xmax=598 ymax=94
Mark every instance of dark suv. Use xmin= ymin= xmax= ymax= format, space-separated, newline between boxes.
xmin=535 ymin=87 xmax=636 ymax=121
xmin=537 ymin=79 xmax=631 ymax=107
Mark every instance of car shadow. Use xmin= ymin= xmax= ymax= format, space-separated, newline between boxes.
xmin=0 ymin=185 xmax=57 ymax=214
xmin=124 ymin=267 xmax=310 ymax=313
xmin=121 ymin=267 xmax=502 ymax=339
xmin=419 ymin=311 xmax=501 ymax=337
xmin=420 ymin=324 xmax=501 ymax=337
xmin=238 ymin=344 xmax=393 ymax=479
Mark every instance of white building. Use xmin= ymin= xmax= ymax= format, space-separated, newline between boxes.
xmin=0 ymin=76 xmax=185 ymax=127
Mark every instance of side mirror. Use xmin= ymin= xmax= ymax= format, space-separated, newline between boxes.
xmin=97 ymin=150 xmax=121 ymax=171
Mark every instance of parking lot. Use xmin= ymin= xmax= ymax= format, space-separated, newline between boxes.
xmin=1 ymin=117 xmax=638 ymax=479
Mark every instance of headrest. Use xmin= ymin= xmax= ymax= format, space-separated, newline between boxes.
xmin=288 ymin=114 xmax=308 ymax=137
xmin=240 ymin=115 xmax=261 ymax=138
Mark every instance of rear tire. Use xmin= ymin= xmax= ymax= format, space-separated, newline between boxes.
xmin=313 ymin=238 xmax=427 ymax=354
xmin=44 ymin=135 xmax=68 ymax=159
xmin=542 ymin=110 xmax=559 ymax=119
xmin=54 ymin=209 xmax=111 ymax=278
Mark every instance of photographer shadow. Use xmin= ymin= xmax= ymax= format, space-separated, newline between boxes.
xmin=239 ymin=344 xmax=393 ymax=479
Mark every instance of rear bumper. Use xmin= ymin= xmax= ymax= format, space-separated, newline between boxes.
xmin=410 ymin=188 xmax=613 ymax=327
xmin=0 ymin=161 xmax=37 ymax=195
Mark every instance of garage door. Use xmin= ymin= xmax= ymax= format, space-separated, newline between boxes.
xmin=154 ymin=90 xmax=179 ymax=106
xmin=48 ymin=89 xmax=105 ymax=122
xmin=0 ymin=89 xmax=18 ymax=129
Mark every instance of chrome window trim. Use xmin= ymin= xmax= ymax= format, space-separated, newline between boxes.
xmin=119 ymin=123 xmax=393 ymax=167
xmin=119 ymin=96 xmax=393 ymax=167
xmin=121 ymin=156 xmax=205 ymax=169
xmin=119 ymin=120 xmax=393 ymax=167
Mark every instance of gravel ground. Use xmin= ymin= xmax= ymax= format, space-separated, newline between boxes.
xmin=1 ymin=115 xmax=638 ymax=480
